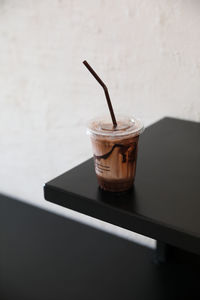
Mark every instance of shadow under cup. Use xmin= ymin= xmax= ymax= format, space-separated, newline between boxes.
xmin=87 ymin=116 xmax=144 ymax=192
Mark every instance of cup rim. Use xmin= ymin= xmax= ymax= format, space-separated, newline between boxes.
xmin=87 ymin=114 xmax=144 ymax=138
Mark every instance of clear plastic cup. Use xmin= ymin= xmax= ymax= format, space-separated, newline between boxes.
xmin=87 ymin=115 xmax=144 ymax=192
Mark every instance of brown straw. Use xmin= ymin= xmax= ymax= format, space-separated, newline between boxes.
xmin=83 ymin=60 xmax=117 ymax=128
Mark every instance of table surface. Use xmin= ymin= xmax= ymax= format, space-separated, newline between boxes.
xmin=44 ymin=117 xmax=200 ymax=255
xmin=0 ymin=194 xmax=199 ymax=300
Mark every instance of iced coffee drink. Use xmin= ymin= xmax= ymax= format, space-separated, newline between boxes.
xmin=87 ymin=115 xmax=144 ymax=192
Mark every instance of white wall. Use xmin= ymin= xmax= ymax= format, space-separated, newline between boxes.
xmin=1 ymin=0 xmax=200 ymax=247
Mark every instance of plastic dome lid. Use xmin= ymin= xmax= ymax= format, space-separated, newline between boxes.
xmin=87 ymin=115 xmax=144 ymax=138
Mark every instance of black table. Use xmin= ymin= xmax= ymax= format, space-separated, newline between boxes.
xmin=44 ymin=117 xmax=200 ymax=262
xmin=0 ymin=194 xmax=200 ymax=300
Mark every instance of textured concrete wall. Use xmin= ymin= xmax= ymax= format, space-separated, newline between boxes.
xmin=1 ymin=0 xmax=200 ymax=246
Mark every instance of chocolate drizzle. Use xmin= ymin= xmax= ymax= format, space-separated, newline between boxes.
xmin=94 ymin=143 xmax=137 ymax=163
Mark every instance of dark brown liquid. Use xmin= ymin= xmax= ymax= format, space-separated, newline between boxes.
xmin=90 ymin=135 xmax=139 ymax=192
